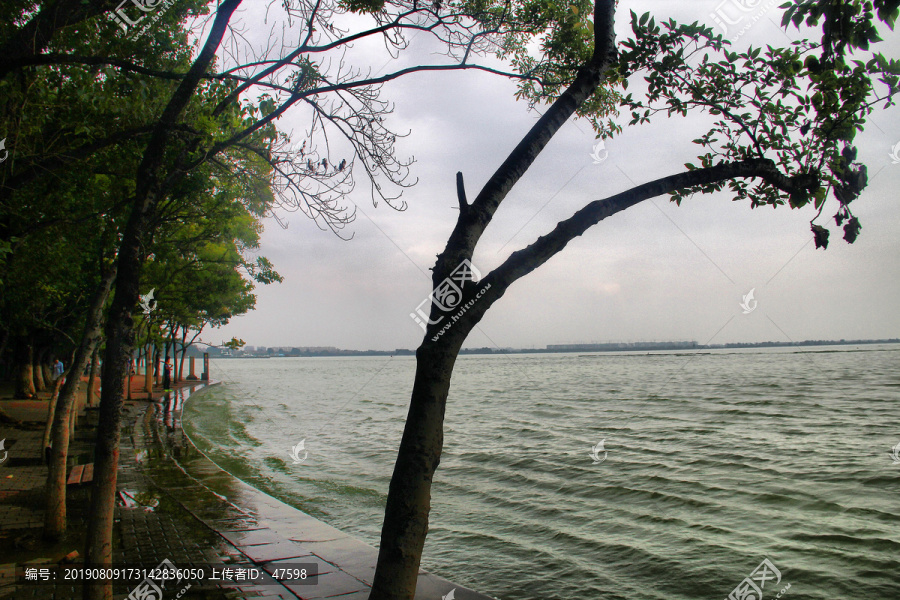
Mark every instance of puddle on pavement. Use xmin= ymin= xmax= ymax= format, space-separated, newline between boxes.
xmin=116 ymin=487 xmax=183 ymax=515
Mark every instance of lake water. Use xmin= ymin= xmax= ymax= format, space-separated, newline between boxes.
xmin=182 ymin=345 xmax=900 ymax=600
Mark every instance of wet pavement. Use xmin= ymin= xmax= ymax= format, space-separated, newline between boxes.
xmin=1 ymin=383 xmax=495 ymax=600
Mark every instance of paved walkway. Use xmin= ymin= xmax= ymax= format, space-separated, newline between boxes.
xmin=0 ymin=380 xmax=493 ymax=600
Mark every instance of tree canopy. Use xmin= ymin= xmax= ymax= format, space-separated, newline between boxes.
xmin=0 ymin=0 xmax=896 ymax=598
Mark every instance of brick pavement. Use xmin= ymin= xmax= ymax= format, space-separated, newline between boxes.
xmin=1 ymin=381 xmax=492 ymax=600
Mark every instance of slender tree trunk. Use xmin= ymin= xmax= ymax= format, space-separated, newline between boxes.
xmin=41 ymin=377 xmax=64 ymax=458
xmin=144 ymin=345 xmax=153 ymax=395
xmin=69 ymin=380 xmax=78 ymax=436
xmin=177 ymin=325 xmax=187 ymax=382
xmin=154 ymin=345 xmax=160 ymax=385
xmin=84 ymin=288 xmax=136 ymax=600
xmin=34 ymin=347 xmax=47 ymax=391
xmin=86 ymin=345 xmax=100 ymax=407
xmin=83 ymin=4 xmax=243 ymax=596
xmin=44 ymin=269 xmax=114 ymax=539
xmin=168 ymin=324 xmax=177 ymax=383
xmin=14 ymin=338 xmax=36 ymax=398
xmin=369 ymin=7 xmax=619 ymax=595
xmin=370 ymin=340 xmax=465 ymax=600
xmin=126 ymin=352 xmax=133 ymax=401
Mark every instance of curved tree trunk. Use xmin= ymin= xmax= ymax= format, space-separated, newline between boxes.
xmin=44 ymin=267 xmax=115 ymax=540
xmin=370 ymin=6 xmax=618 ymax=596
xmin=83 ymin=3 xmax=243 ymax=598
xmin=84 ymin=241 xmax=143 ymax=600
xmin=41 ymin=377 xmax=64 ymax=459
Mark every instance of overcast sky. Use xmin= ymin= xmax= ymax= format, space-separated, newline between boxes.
xmin=209 ymin=0 xmax=900 ymax=351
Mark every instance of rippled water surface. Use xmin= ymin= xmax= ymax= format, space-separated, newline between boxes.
xmin=182 ymin=345 xmax=900 ymax=600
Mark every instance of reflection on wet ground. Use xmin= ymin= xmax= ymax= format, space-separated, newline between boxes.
xmin=120 ymin=384 xmax=490 ymax=600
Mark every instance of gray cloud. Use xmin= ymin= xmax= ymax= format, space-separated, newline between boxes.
xmin=213 ymin=0 xmax=900 ymax=350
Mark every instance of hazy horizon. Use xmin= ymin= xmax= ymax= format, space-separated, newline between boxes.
xmin=209 ymin=0 xmax=900 ymax=352
xmin=200 ymin=338 xmax=900 ymax=353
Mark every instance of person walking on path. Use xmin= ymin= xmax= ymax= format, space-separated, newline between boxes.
xmin=163 ymin=359 xmax=172 ymax=391
xmin=52 ymin=358 xmax=65 ymax=383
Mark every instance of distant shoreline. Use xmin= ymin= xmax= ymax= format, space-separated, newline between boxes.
xmin=202 ymin=338 xmax=900 ymax=358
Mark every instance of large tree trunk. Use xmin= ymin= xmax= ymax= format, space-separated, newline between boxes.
xmin=370 ymin=7 xmax=618 ymax=596
xmin=44 ymin=267 xmax=115 ymax=540
xmin=82 ymin=4 xmax=243 ymax=598
xmin=370 ymin=339 xmax=465 ymax=599
xmin=14 ymin=339 xmax=35 ymax=398
xmin=84 ymin=246 xmax=142 ymax=600
xmin=42 ymin=362 xmax=53 ymax=388
xmin=33 ymin=347 xmax=47 ymax=391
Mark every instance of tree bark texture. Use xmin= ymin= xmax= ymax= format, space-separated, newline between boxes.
xmin=86 ymin=345 xmax=100 ymax=407
xmin=370 ymin=338 xmax=468 ymax=599
xmin=33 ymin=349 xmax=47 ymax=391
xmin=15 ymin=339 xmax=35 ymax=398
xmin=44 ymin=266 xmax=114 ymax=540
xmin=83 ymin=3 xmax=243 ymax=598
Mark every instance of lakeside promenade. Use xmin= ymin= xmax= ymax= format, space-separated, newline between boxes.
xmin=0 ymin=377 xmax=491 ymax=600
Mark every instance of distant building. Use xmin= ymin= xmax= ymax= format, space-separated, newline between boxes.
xmin=546 ymin=341 xmax=698 ymax=352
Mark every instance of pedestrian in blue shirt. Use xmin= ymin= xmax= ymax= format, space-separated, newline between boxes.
xmin=53 ymin=359 xmax=65 ymax=382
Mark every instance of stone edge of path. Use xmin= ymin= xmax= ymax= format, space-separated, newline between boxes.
xmin=141 ymin=382 xmax=498 ymax=600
